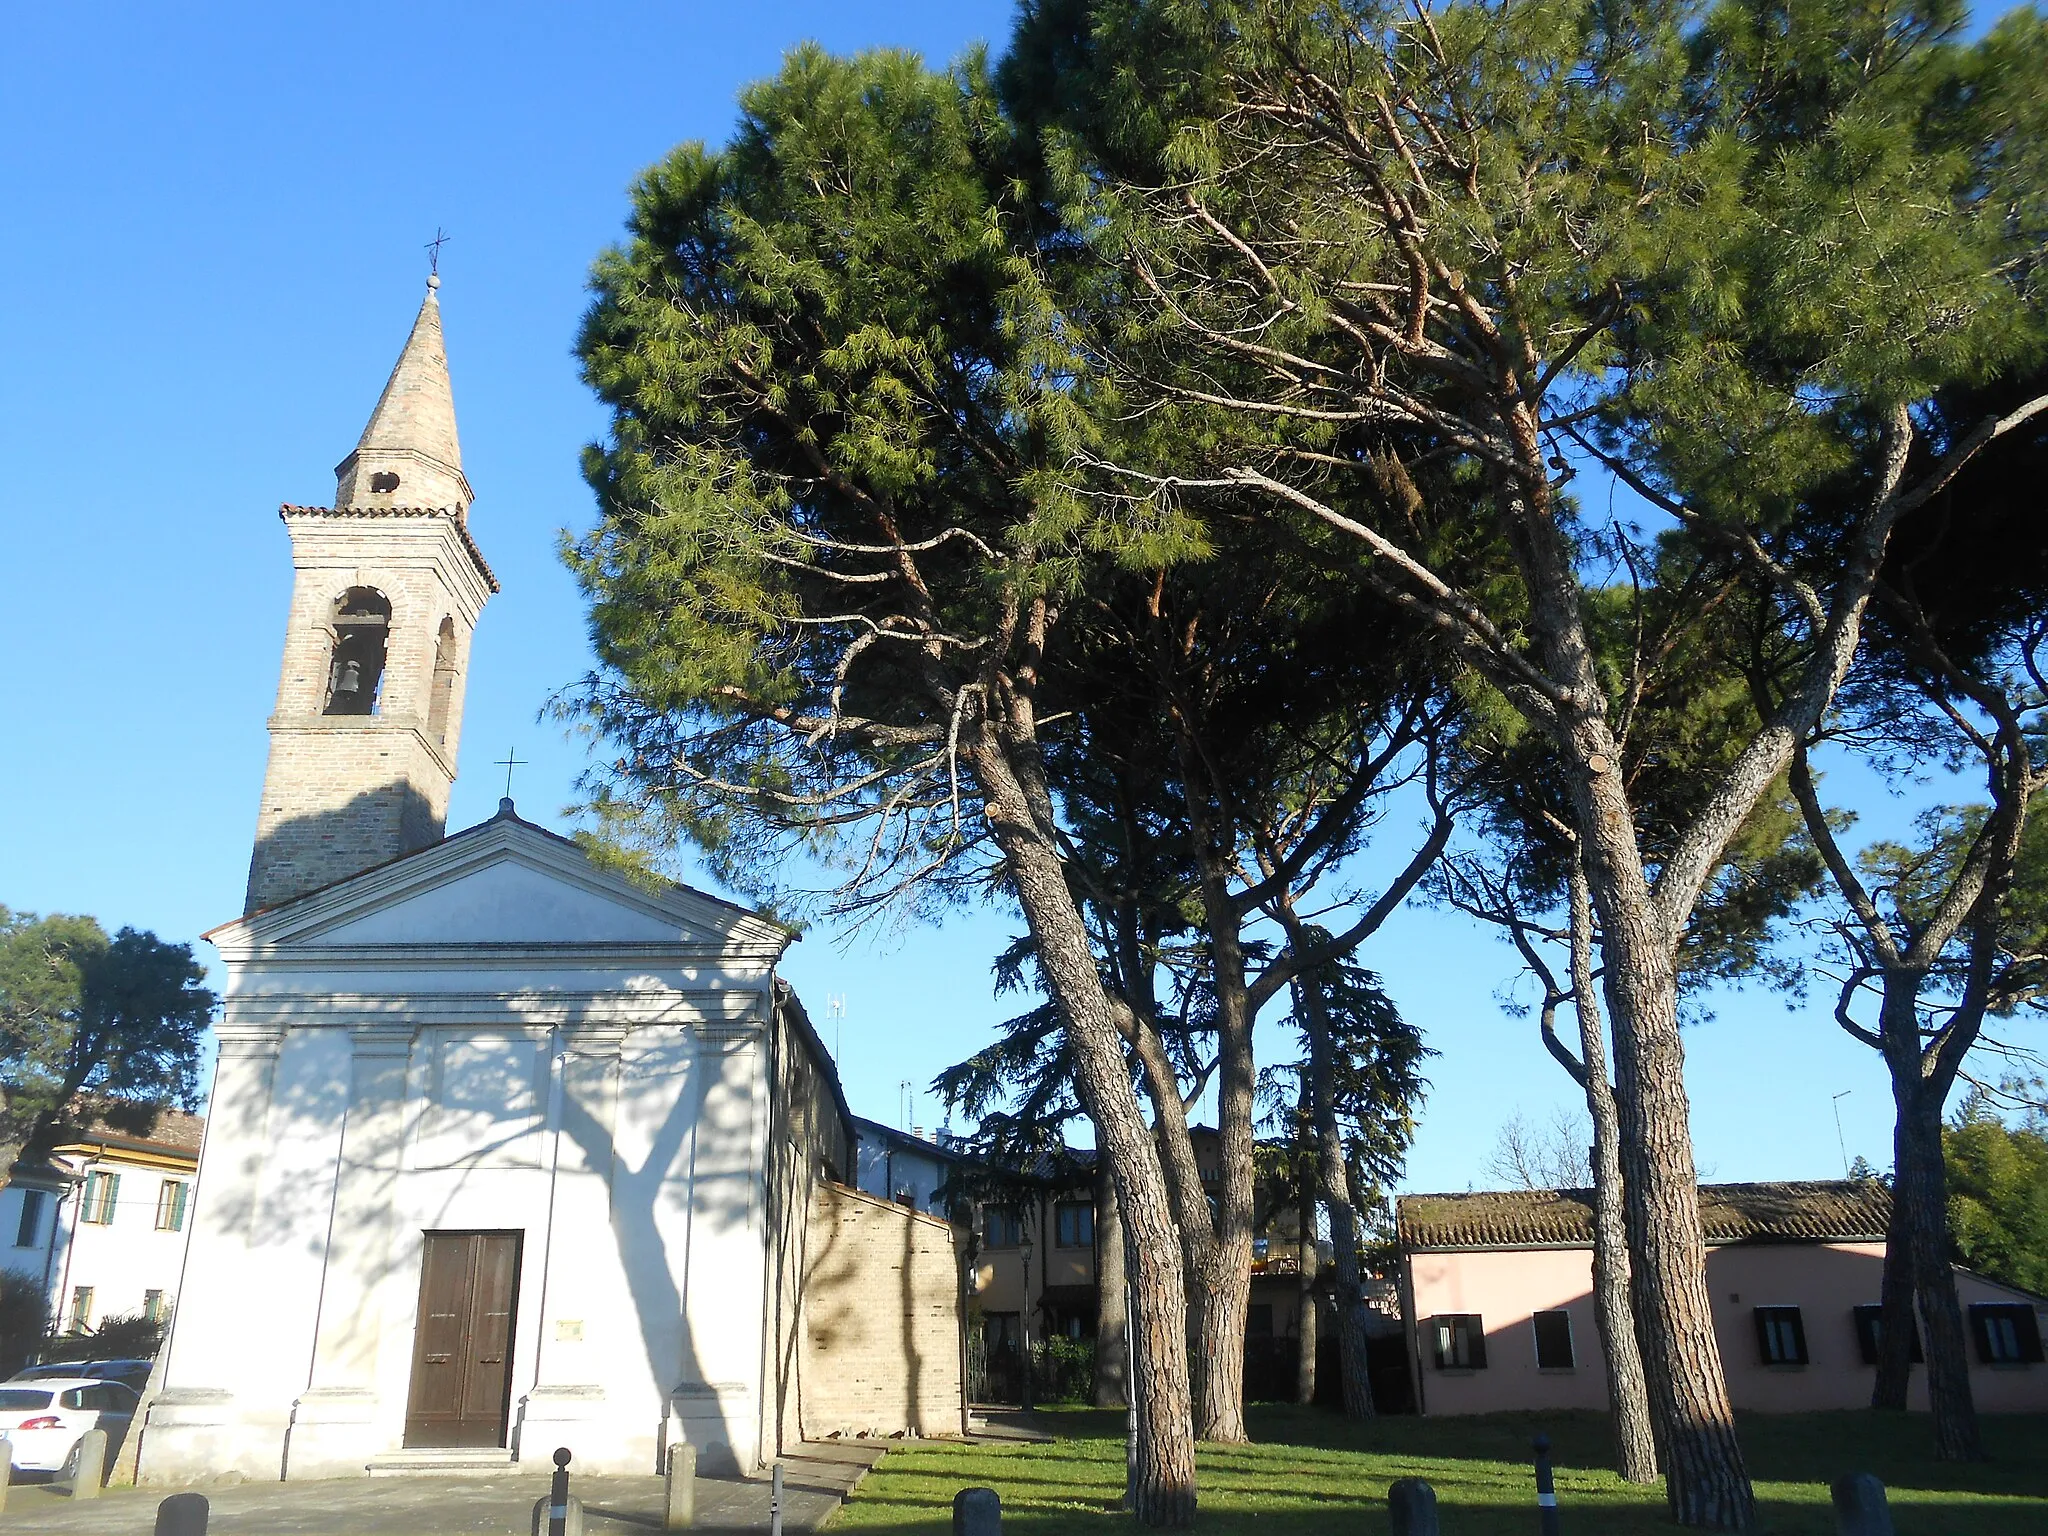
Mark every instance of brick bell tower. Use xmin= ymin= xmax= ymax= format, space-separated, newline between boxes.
xmin=244 ymin=275 xmax=498 ymax=914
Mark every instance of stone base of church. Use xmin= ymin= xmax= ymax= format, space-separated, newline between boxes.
xmin=136 ymin=1389 xmax=289 ymax=1484
xmin=513 ymin=1384 xmax=656 ymax=1476
xmin=282 ymin=1387 xmax=383 ymax=1479
xmin=668 ymin=1383 xmax=752 ymax=1476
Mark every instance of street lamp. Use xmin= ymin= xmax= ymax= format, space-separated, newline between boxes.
xmin=1020 ymin=1231 xmax=1035 ymax=1411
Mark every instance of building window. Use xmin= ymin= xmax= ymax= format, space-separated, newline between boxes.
xmin=1969 ymin=1304 xmax=2045 ymax=1365
xmin=324 ymin=587 xmax=391 ymax=716
xmin=984 ymin=1208 xmax=1023 ymax=1248
xmin=143 ymin=1289 xmax=168 ymax=1325
xmin=1754 ymin=1306 xmax=1809 ymax=1365
xmin=427 ymin=616 xmax=460 ymax=745
xmin=81 ymin=1170 xmax=121 ymax=1225
xmin=155 ymin=1179 xmax=189 ymax=1232
xmin=1852 ymin=1304 xmax=1923 ymax=1365
xmin=68 ymin=1286 xmax=93 ymax=1333
xmin=1055 ymin=1201 xmax=1094 ymax=1248
xmin=1533 ymin=1310 xmax=1576 ymax=1369
xmin=1431 ymin=1313 xmax=1487 ymax=1369
xmin=14 ymin=1189 xmax=46 ymax=1248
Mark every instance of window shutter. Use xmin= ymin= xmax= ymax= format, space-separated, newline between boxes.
xmin=1754 ymin=1307 xmax=1775 ymax=1363
xmin=2017 ymin=1307 xmax=2046 ymax=1365
xmin=1969 ymin=1305 xmax=1996 ymax=1363
xmin=1787 ymin=1308 xmax=1809 ymax=1365
xmin=1467 ymin=1318 xmax=1488 ymax=1369
xmin=1853 ymin=1306 xmax=1881 ymax=1365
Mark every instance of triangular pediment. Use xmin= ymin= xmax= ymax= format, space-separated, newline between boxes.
xmin=210 ymin=809 xmax=788 ymax=958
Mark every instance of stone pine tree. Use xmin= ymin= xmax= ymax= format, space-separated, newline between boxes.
xmin=923 ymin=512 xmax=1459 ymax=1439
xmin=1002 ymin=0 xmax=2048 ymax=1521
xmin=1438 ymin=586 xmax=1826 ymax=1484
xmin=1443 ymin=849 xmax=1660 ymax=1483
xmin=1782 ymin=360 xmax=2048 ymax=1458
xmin=1048 ymin=560 xmax=1457 ymax=1439
xmin=1263 ymin=938 xmax=1431 ymax=1419
xmin=568 ymin=48 xmax=1201 ymax=1524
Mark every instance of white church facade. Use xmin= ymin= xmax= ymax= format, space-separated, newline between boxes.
xmin=138 ymin=279 xmax=960 ymax=1483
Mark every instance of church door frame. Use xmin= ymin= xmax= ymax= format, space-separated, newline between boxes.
xmin=402 ymin=1230 xmax=523 ymax=1449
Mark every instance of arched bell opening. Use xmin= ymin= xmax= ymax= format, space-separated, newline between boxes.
xmin=325 ymin=587 xmax=392 ymax=716
xmin=427 ymin=617 xmax=460 ymax=746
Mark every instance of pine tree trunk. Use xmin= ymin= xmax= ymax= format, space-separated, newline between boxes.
xmin=968 ymin=722 xmax=1197 ymax=1525
xmin=1181 ymin=828 xmax=1259 ymax=1444
xmin=1871 ymin=1179 xmax=1915 ymax=1411
xmin=1196 ymin=1270 xmax=1249 ymax=1439
xmin=1584 ymin=831 xmax=1754 ymax=1529
xmin=1299 ymin=970 xmax=1376 ymax=1418
xmin=1568 ymin=861 xmax=1658 ymax=1484
xmin=1893 ymin=1084 xmax=1983 ymax=1460
xmin=1296 ymin=1178 xmax=1319 ymax=1406
xmin=1504 ymin=418 xmax=1755 ymax=1524
xmin=1095 ymin=1159 xmax=1130 ymax=1408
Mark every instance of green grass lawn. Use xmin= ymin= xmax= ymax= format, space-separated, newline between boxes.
xmin=833 ymin=1406 xmax=2048 ymax=1534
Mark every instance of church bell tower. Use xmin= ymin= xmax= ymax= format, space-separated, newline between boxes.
xmin=244 ymin=275 xmax=498 ymax=913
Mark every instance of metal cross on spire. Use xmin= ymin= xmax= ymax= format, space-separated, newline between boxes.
xmin=495 ymin=746 xmax=528 ymax=800
xmin=426 ymin=227 xmax=451 ymax=278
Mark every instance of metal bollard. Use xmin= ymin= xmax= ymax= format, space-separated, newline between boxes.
xmin=664 ymin=1442 xmax=697 ymax=1529
xmin=155 ymin=1492 xmax=211 ymax=1536
xmin=65 ymin=1428 xmax=108 ymax=1500
xmin=953 ymin=1486 xmax=1002 ymax=1536
xmin=550 ymin=1447 xmax=574 ymax=1536
xmin=1532 ymin=1434 xmax=1560 ymax=1535
xmin=0 ymin=1443 xmax=10 ymax=1514
xmin=1387 ymin=1478 xmax=1439 ymax=1536
xmin=771 ymin=1460 xmax=785 ymax=1536
xmin=1831 ymin=1473 xmax=1895 ymax=1536
xmin=530 ymin=1493 xmax=585 ymax=1536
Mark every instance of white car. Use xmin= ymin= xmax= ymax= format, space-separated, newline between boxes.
xmin=0 ymin=1377 xmax=137 ymax=1475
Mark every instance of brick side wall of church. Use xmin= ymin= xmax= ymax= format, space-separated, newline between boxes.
xmin=800 ymin=1182 xmax=962 ymax=1438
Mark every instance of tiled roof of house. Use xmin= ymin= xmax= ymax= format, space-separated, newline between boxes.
xmin=1397 ymin=1180 xmax=1891 ymax=1250
xmin=54 ymin=1104 xmax=207 ymax=1159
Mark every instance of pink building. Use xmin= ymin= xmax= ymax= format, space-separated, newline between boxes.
xmin=1396 ymin=1181 xmax=2048 ymax=1415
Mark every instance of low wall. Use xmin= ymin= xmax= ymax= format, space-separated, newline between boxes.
xmin=800 ymin=1182 xmax=962 ymax=1438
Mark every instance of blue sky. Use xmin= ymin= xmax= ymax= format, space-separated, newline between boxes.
xmin=0 ymin=2 xmax=1980 ymax=1192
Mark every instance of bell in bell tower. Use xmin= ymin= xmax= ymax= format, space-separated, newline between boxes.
xmin=243 ymin=276 xmax=498 ymax=914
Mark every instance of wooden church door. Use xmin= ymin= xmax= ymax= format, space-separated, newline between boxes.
xmin=403 ymin=1231 xmax=522 ymax=1448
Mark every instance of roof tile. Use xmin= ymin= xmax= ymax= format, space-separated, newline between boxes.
xmin=1397 ymin=1180 xmax=1891 ymax=1250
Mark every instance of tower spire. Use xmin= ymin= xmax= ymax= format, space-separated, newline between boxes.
xmin=333 ymin=276 xmax=473 ymax=514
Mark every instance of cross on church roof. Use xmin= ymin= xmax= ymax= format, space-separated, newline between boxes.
xmin=426 ymin=227 xmax=451 ymax=278
xmin=495 ymin=746 xmax=527 ymax=801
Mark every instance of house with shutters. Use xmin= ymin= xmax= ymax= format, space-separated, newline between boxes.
xmin=0 ymin=1106 xmax=204 ymax=1345
xmin=136 ymin=277 xmax=960 ymax=1485
xmin=1396 ymin=1180 xmax=2048 ymax=1416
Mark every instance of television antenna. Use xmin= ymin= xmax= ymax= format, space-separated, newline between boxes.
xmin=825 ymin=994 xmax=847 ymax=1063
xmin=1831 ymin=1090 xmax=1853 ymax=1177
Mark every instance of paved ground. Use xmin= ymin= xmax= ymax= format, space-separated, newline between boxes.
xmin=0 ymin=1443 xmax=887 ymax=1535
